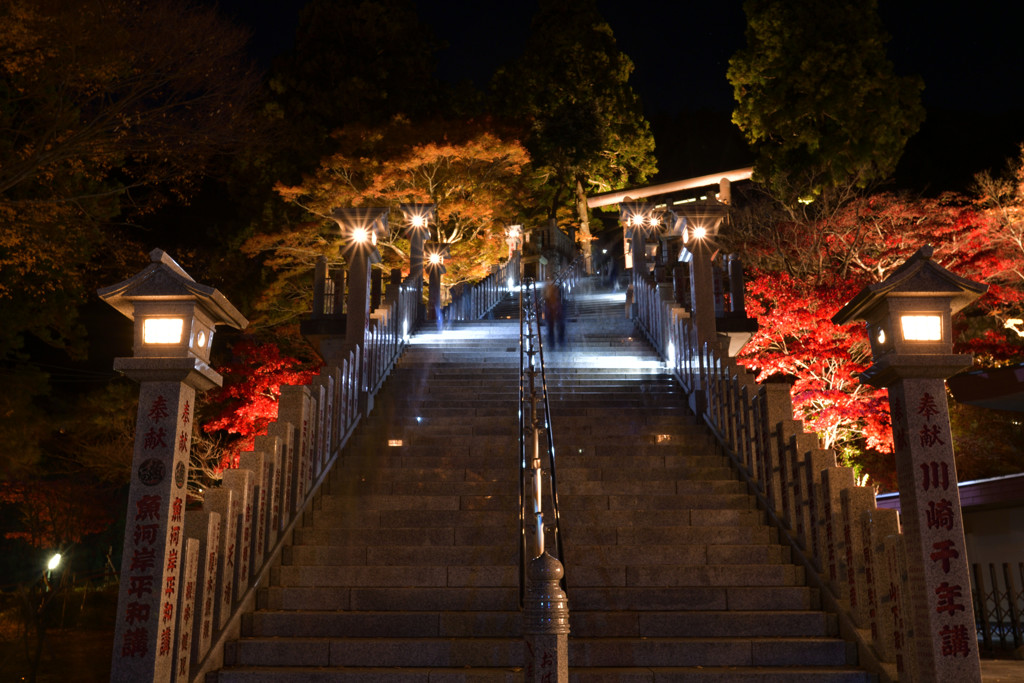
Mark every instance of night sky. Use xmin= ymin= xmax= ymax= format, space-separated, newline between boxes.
xmin=211 ymin=0 xmax=1024 ymax=188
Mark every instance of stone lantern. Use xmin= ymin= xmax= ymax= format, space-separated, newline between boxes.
xmin=833 ymin=245 xmax=986 ymax=682
xmin=424 ymin=241 xmax=449 ymax=332
xmin=100 ymin=249 xmax=247 ymax=389
xmin=330 ymin=207 xmax=388 ymax=348
xmin=833 ymin=245 xmax=988 ymax=386
xmin=99 ymin=249 xmax=246 ymax=683
xmin=399 ymin=203 xmax=434 ymax=289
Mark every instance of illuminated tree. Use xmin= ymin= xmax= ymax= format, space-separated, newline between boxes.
xmin=202 ymin=338 xmax=322 ymax=468
xmin=730 ymin=189 xmax=1024 ymax=488
xmin=493 ymin=0 xmax=657 ymax=247
xmin=245 ymin=118 xmax=530 ymax=327
xmin=727 ymin=0 xmax=924 ymax=211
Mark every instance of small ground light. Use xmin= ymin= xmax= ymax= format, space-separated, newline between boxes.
xmin=47 ymin=553 xmax=61 ymax=571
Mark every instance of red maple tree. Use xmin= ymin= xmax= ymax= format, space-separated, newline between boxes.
xmin=202 ymin=338 xmax=321 ymax=469
xmin=0 ymin=480 xmax=113 ymax=549
xmin=732 ymin=189 xmax=1024 ymax=489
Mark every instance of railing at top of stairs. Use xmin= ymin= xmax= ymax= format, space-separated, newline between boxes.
xmin=445 ymin=253 xmax=521 ymax=322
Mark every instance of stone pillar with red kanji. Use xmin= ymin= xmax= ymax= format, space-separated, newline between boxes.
xmin=831 ymin=246 xmax=987 ymax=683
xmin=98 ymin=249 xmax=247 ymax=683
xmin=889 ymin=379 xmax=980 ymax=680
xmin=111 ymin=379 xmax=201 ymax=683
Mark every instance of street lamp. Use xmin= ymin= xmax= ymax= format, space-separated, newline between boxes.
xmin=400 ymin=203 xmax=435 ymax=287
xmin=620 ymin=202 xmax=665 ymax=271
xmin=47 ymin=553 xmax=61 ymax=572
xmin=331 ymin=208 xmax=388 ymax=348
xmin=833 ymin=245 xmax=987 ymax=682
xmin=99 ymin=249 xmax=246 ymax=683
xmin=425 ymin=241 xmax=449 ymax=332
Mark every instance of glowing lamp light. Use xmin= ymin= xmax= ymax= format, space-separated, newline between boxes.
xmin=47 ymin=553 xmax=62 ymax=571
xmin=692 ymin=226 xmax=707 ymax=240
xmin=400 ymin=203 xmax=435 ymax=234
xmin=901 ymin=314 xmax=943 ymax=342
xmin=832 ymin=245 xmax=988 ymax=387
xmin=352 ymin=227 xmax=371 ymax=244
xmin=143 ymin=317 xmax=184 ymax=345
xmin=428 ymin=251 xmax=442 ymax=266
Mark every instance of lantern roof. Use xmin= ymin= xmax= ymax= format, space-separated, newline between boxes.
xmin=98 ymin=249 xmax=248 ymax=329
xmin=832 ymin=245 xmax=988 ymax=326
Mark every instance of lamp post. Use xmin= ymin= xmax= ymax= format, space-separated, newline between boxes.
xmin=620 ymin=202 xmax=664 ymax=275
xmin=99 ymin=249 xmax=247 ymax=683
xmin=505 ymin=224 xmax=523 ymax=291
xmin=833 ymin=245 xmax=986 ymax=682
xmin=674 ymin=204 xmax=726 ymax=348
xmin=506 ymin=224 xmax=523 ymax=261
xmin=331 ymin=207 xmax=388 ymax=350
xmin=399 ymin=203 xmax=434 ymax=292
xmin=425 ymin=241 xmax=449 ymax=332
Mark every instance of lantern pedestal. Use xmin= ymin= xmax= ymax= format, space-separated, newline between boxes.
xmin=888 ymin=377 xmax=981 ymax=681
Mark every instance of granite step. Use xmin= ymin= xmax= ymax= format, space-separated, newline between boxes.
xmin=213 ymin=278 xmax=871 ymax=682
xmin=212 ymin=667 xmax=872 ymax=683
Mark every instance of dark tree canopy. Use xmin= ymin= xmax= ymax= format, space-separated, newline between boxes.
xmin=727 ymin=0 xmax=924 ymax=209
xmin=269 ymin=0 xmax=443 ymax=175
xmin=492 ymin=0 xmax=656 ymax=243
xmin=0 ymin=0 xmax=261 ymax=361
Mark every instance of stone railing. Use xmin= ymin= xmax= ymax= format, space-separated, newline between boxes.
xmin=446 ymin=252 xmax=520 ymax=321
xmin=631 ymin=266 xmax=915 ymax=683
xmin=168 ymin=263 xmax=506 ymax=683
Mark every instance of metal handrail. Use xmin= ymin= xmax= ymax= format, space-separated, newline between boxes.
xmin=518 ymin=276 xmax=566 ymax=606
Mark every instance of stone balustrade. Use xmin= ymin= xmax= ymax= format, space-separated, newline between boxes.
xmin=163 ymin=260 xmax=514 ymax=683
xmin=631 ymin=266 xmax=916 ymax=683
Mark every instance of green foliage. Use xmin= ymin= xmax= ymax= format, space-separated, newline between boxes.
xmin=492 ymin=0 xmax=656 ymax=231
xmin=727 ymin=0 xmax=924 ymax=209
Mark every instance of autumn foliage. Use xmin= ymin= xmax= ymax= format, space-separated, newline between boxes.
xmin=202 ymin=339 xmax=321 ymax=469
xmin=731 ymin=183 xmax=1024 ymax=489
xmin=0 ymin=480 xmax=113 ymax=549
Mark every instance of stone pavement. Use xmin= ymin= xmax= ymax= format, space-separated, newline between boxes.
xmin=983 ymin=659 xmax=1024 ymax=682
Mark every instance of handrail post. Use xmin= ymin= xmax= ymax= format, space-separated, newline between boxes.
xmin=524 ymin=552 xmax=570 ymax=683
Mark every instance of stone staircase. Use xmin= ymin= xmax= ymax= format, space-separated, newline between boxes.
xmin=211 ymin=279 xmax=874 ymax=682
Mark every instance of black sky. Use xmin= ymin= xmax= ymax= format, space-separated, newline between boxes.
xmin=212 ymin=0 xmax=1024 ymax=188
